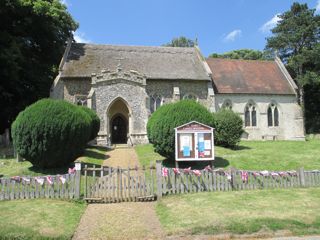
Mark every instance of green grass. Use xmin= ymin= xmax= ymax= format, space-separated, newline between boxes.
xmin=0 ymin=199 xmax=86 ymax=240
xmin=135 ymin=144 xmax=165 ymax=167
xmin=156 ymin=188 xmax=320 ymax=237
xmin=0 ymin=146 xmax=108 ymax=178
xmin=135 ymin=140 xmax=320 ymax=170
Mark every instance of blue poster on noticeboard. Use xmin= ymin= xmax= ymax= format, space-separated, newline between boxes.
xmin=198 ymin=142 xmax=205 ymax=152
xmin=183 ymin=146 xmax=190 ymax=157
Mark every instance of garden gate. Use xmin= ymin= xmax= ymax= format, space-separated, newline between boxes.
xmin=83 ymin=165 xmax=156 ymax=203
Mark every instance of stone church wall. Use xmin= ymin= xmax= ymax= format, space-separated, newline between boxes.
xmin=215 ymin=94 xmax=305 ymax=140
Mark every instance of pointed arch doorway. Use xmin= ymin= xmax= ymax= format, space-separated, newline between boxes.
xmin=107 ymin=98 xmax=130 ymax=144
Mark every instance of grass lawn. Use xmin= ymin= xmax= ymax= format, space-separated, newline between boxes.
xmin=0 ymin=145 xmax=108 ymax=178
xmin=156 ymin=188 xmax=320 ymax=237
xmin=0 ymin=199 xmax=86 ymax=240
xmin=135 ymin=139 xmax=320 ymax=170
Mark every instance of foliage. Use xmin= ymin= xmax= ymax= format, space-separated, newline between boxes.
xmin=209 ymin=49 xmax=271 ymax=60
xmin=214 ymin=109 xmax=243 ymax=147
xmin=0 ymin=199 xmax=86 ymax=240
xmin=11 ymin=99 xmax=92 ymax=168
xmin=147 ymin=100 xmax=214 ymax=160
xmin=0 ymin=0 xmax=78 ymax=133
xmin=156 ymin=188 xmax=320 ymax=236
xmin=266 ymin=2 xmax=320 ymax=133
xmin=163 ymin=36 xmax=195 ymax=47
xmin=80 ymin=106 xmax=100 ymax=141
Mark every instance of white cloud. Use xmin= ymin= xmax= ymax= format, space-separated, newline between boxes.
xmin=316 ymin=0 xmax=320 ymax=13
xmin=60 ymin=0 xmax=68 ymax=6
xmin=73 ymin=31 xmax=91 ymax=43
xmin=260 ymin=13 xmax=281 ymax=33
xmin=224 ymin=29 xmax=242 ymax=42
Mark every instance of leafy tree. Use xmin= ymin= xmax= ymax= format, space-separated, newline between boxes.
xmin=0 ymin=0 xmax=78 ymax=134
xmin=163 ymin=36 xmax=195 ymax=47
xmin=266 ymin=2 xmax=320 ymax=133
xmin=209 ymin=49 xmax=271 ymax=60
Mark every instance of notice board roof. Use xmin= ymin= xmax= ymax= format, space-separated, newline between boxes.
xmin=175 ymin=121 xmax=214 ymax=132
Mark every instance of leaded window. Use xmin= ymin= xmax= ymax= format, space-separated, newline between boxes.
xmin=267 ymin=103 xmax=279 ymax=127
xmin=150 ymin=95 xmax=162 ymax=113
xmin=222 ymin=100 xmax=232 ymax=110
xmin=244 ymin=103 xmax=257 ymax=127
xmin=75 ymin=95 xmax=87 ymax=106
xmin=183 ymin=93 xmax=198 ymax=101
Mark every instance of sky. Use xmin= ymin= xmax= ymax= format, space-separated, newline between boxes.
xmin=62 ymin=0 xmax=320 ymax=57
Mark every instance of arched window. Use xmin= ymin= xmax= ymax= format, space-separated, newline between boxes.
xmin=244 ymin=102 xmax=257 ymax=127
xmin=222 ymin=99 xmax=232 ymax=110
xmin=150 ymin=95 xmax=162 ymax=113
xmin=183 ymin=93 xmax=198 ymax=101
xmin=267 ymin=103 xmax=279 ymax=127
xmin=75 ymin=95 xmax=87 ymax=106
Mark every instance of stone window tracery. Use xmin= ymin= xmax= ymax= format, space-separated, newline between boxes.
xmin=75 ymin=95 xmax=87 ymax=106
xmin=222 ymin=99 xmax=232 ymax=110
xmin=267 ymin=103 xmax=279 ymax=127
xmin=244 ymin=102 xmax=257 ymax=127
xmin=183 ymin=93 xmax=198 ymax=101
xmin=150 ymin=95 xmax=163 ymax=113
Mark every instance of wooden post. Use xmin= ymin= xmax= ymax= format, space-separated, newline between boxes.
xmin=299 ymin=167 xmax=305 ymax=187
xmin=231 ymin=168 xmax=237 ymax=190
xmin=16 ymin=154 xmax=23 ymax=163
xmin=74 ymin=162 xmax=81 ymax=199
xmin=156 ymin=160 xmax=162 ymax=200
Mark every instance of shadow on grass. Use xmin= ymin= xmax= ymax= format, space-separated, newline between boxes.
xmin=162 ymin=157 xmax=230 ymax=169
xmin=232 ymin=145 xmax=251 ymax=151
xmin=28 ymin=166 xmax=69 ymax=175
xmin=83 ymin=149 xmax=106 ymax=160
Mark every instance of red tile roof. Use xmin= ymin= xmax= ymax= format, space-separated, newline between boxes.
xmin=206 ymin=58 xmax=296 ymax=95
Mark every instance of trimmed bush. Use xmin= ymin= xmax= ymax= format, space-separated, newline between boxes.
xmin=147 ymin=100 xmax=214 ymax=160
xmin=213 ymin=109 xmax=243 ymax=148
xmin=11 ymin=99 xmax=94 ymax=168
xmin=80 ymin=106 xmax=100 ymax=141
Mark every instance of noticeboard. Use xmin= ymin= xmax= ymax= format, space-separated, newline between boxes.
xmin=175 ymin=121 xmax=215 ymax=161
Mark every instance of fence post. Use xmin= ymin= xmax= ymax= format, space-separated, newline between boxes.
xmin=74 ymin=162 xmax=82 ymax=199
xmin=299 ymin=167 xmax=305 ymax=187
xmin=231 ymin=168 xmax=237 ymax=190
xmin=156 ymin=160 xmax=162 ymax=200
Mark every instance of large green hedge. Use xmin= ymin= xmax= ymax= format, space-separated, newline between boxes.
xmin=214 ymin=109 xmax=243 ymax=147
xmin=80 ymin=106 xmax=100 ymax=141
xmin=147 ymin=100 xmax=215 ymax=160
xmin=147 ymin=101 xmax=244 ymax=161
xmin=11 ymin=99 xmax=100 ymax=168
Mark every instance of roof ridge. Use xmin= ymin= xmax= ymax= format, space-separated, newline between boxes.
xmin=72 ymin=42 xmax=195 ymax=54
xmin=206 ymin=57 xmax=273 ymax=63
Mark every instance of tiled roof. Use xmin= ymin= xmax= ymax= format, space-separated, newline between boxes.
xmin=206 ymin=58 xmax=297 ymax=95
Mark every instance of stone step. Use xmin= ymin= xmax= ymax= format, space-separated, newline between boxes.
xmin=112 ymin=144 xmax=132 ymax=149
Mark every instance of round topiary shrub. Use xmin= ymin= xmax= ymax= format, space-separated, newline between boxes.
xmin=80 ymin=106 xmax=100 ymax=141
xmin=147 ymin=100 xmax=215 ymax=160
xmin=11 ymin=99 xmax=93 ymax=168
xmin=214 ymin=109 xmax=243 ymax=148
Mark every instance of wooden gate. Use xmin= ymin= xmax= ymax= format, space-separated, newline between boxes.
xmin=83 ymin=165 xmax=156 ymax=203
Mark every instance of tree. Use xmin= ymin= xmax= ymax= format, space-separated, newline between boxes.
xmin=266 ymin=2 xmax=320 ymax=133
xmin=163 ymin=36 xmax=195 ymax=47
xmin=0 ymin=0 xmax=78 ymax=134
xmin=209 ymin=49 xmax=271 ymax=60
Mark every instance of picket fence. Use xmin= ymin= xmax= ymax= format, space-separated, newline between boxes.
xmin=1 ymin=160 xmax=320 ymax=202
xmin=156 ymin=161 xmax=320 ymax=198
xmin=0 ymin=170 xmax=80 ymax=201
xmin=83 ymin=165 xmax=156 ymax=203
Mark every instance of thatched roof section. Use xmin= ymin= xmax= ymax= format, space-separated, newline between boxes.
xmin=60 ymin=43 xmax=210 ymax=81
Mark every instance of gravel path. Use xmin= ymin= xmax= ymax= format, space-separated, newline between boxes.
xmin=73 ymin=147 xmax=164 ymax=240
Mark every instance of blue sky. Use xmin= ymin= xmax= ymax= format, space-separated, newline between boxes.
xmin=62 ymin=0 xmax=320 ymax=56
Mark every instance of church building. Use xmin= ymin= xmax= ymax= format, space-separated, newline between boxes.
xmin=50 ymin=41 xmax=305 ymax=145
